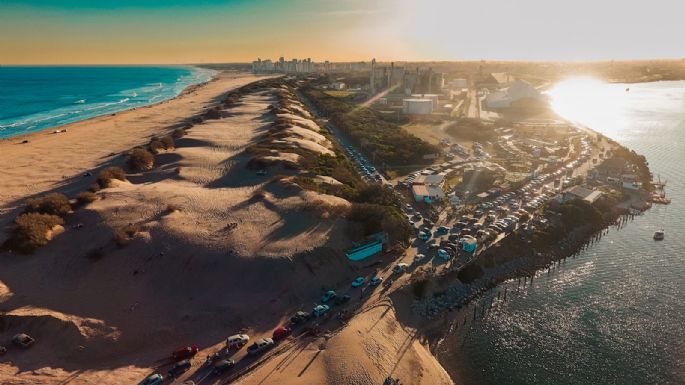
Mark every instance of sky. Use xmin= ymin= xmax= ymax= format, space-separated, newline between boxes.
xmin=1 ymin=0 xmax=684 ymax=64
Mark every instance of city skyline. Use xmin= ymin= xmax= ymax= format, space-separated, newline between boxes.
xmin=2 ymin=0 xmax=684 ymax=64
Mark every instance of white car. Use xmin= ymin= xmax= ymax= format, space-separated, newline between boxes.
xmin=226 ymin=334 xmax=250 ymax=349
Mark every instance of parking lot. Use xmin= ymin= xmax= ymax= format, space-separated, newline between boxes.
xmin=393 ymin=134 xmax=596 ymax=277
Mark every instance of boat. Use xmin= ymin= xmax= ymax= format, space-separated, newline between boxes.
xmin=651 ymin=175 xmax=671 ymax=204
xmin=653 ymin=230 xmax=665 ymax=241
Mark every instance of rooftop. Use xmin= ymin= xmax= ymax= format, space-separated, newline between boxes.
xmin=413 ymin=174 xmax=445 ymax=185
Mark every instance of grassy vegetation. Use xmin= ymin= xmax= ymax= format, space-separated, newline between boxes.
xmin=149 ymin=135 xmax=175 ymax=154
xmin=4 ymin=213 xmax=64 ymax=253
xmin=75 ymin=191 xmax=98 ymax=205
xmin=25 ymin=193 xmax=71 ymax=216
xmin=114 ymin=223 xmax=141 ymax=248
xmin=324 ymin=90 xmax=356 ymax=98
xmin=445 ymin=118 xmax=498 ymax=142
xmin=96 ymin=166 xmax=127 ymax=189
xmin=128 ymin=148 xmax=154 ymax=171
xmin=303 ymin=87 xmax=439 ymax=168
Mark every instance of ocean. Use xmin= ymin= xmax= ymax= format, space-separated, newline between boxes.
xmin=442 ymin=79 xmax=685 ymax=385
xmin=0 ymin=66 xmax=215 ymax=139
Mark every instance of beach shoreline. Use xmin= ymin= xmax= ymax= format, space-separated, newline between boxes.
xmin=0 ymin=71 xmax=270 ymax=216
xmin=0 ymin=66 xmax=218 ymax=143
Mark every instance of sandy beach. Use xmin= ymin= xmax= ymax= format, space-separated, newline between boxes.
xmin=0 ymin=72 xmax=263 ymax=216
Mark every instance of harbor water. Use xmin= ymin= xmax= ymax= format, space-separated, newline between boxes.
xmin=443 ymin=79 xmax=685 ymax=385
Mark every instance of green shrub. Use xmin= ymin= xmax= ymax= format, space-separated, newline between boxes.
xmin=347 ymin=203 xmax=411 ymax=245
xmin=25 ymin=193 xmax=71 ymax=216
xmin=5 ymin=212 xmax=64 ymax=253
xmin=128 ymin=148 xmax=154 ymax=171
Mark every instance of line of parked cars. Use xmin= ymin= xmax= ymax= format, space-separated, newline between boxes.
xmin=343 ymin=145 xmax=382 ymax=183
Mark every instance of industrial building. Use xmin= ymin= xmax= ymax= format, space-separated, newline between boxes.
xmin=369 ymin=59 xmax=444 ymax=95
xmin=402 ymin=99 xmax=433 ymax=115
xmin=485 ymin=79 xmax=544 ymax=109
xmin=411 ymin=94 xmax=439 ymax=109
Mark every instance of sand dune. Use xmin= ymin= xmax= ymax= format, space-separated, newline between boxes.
xmin=0 ymin=73 xmax=453 ymax=385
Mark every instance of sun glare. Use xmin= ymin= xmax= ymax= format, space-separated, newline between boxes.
xmin=547 ymin=77 xmax=631 ymax=136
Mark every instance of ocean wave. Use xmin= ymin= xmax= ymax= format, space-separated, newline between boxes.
xmin=0 ymin=66 xmax=215 ymax=139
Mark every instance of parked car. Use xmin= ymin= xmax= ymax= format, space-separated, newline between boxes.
xmin=437 ymin=249 xmax=450 ymax=260
xmin=290 ymin=311 xmax=310 ymax=324
xmin=11 ymin=333 xmax=34 ymax=348
xmin=226 ymin=334 xmax=250 ymax=349
xmin=369 ymin=276 xmax=383 ymax=286
xmin=321 ymin=290 xmax=337 ymax=302
xmin=139 ymin=374 xmax=164 ymax=385
xmin=351 ymin=277 xmax=365 ymax=287
xmin=247 ymin=338 xmax=275 ymax=356
xmin=172 ymin=345 xmax=199 ymax=361
xmin=334 ymin=294 xmax=351 ymax=305
xmin=393 ymin=263 xmax=409 ymax=274
xmin=413 ymin=254 xmax=426 ymax=264
xmin=213 ymin=359 xmax=235 ymax=375
xmin=272 ymin=326 xmax=292 ymax=341
xmin=312 ymin=304 xmax=330 ymax=318
xmin=168 ymin=359 xmax=192 ymax=377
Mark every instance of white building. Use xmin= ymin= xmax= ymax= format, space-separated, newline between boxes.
xmin=330 ymin=82 xmax=346 ymax=90
xmin=485 ymin=79 xmax=543 ymax=109
xmin=448 ymin=78 xmax=468 ymax=89
xmin=411 ymin=94 xmax=439 ymax=109
xmin=412 ymin=174 xmax=445 ymax=203
xmin=561 ymin=185 xmax=603 ymax=204
xmin=403 ymin=99 xmax=433 ymax=115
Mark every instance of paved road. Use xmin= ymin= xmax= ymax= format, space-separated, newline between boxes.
xmin=296 ymin=90 xmax=388 ymax=185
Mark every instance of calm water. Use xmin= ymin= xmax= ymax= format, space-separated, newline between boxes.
xmin=449 ymin=80 xmax=685 ymax=385
xmin=0 ymin=66 xmax=215 ymax=138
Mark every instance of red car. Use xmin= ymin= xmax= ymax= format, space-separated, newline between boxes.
xmin=172 ymin=345 xmax=199 ymax=361
xmin=272 ymin=326 xmax=292 ymax=342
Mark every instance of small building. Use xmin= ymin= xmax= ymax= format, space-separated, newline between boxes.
xmin=402 ymin=98 xmax=433 ymax=115
xmin=330 ymin=82 xmax=346 ymax=90
xmin=561 ymin=185 xmax=603 ymax=204
xmin=412 ymin=184 xmax=445 ymax=203
xmin=412 ymin=173 xmax=445 ymax=203
xmin=411 ymin=94 xmax=439 ymax=109
xmin=413 ymin=174 xmax=445 ymax=185
xmin=346 ymin=232 xmax=386 ymax=261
